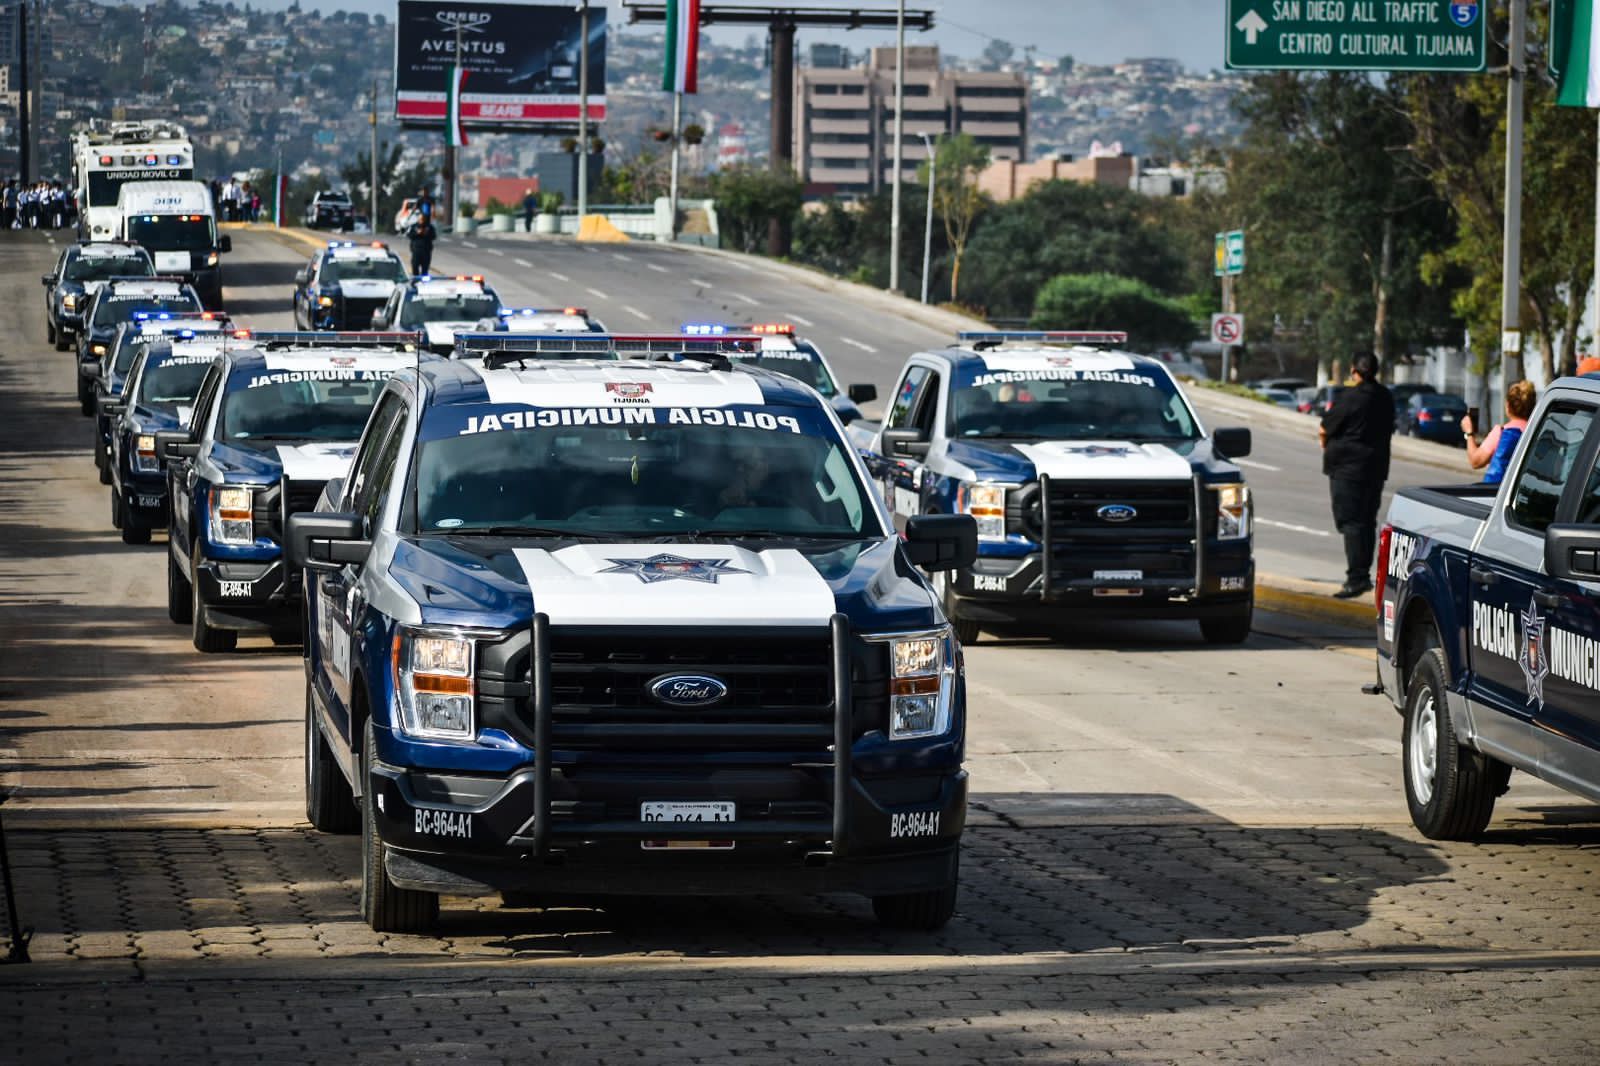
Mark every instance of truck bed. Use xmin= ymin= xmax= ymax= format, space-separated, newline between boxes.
xmin=1387 ymin=483 xmax=1496 ymax=548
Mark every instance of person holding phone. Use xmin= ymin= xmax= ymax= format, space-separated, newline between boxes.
xmin=1462 ymin=380 xmax=1536 ymax=486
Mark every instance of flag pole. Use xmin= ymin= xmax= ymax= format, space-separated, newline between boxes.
xmin=669 ymin=90 xmax=682 ymax=241
xmin=578 ymin=0 xmax=591 ymax=230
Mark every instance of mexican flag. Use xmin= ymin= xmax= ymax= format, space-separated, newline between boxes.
xmin=662 ymin=0 xmax=701 ymax=94
xmin=1553 ymin=0 xmax=1600 ymax=107
xmin=447 ymin=61 xmax=469 ymax=145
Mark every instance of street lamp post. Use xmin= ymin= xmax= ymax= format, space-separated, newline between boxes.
xmin=920 ymin=132 xmax=935 ymax=305
xmin=887 ymin=0 xmax=906 ymax=294
xmin=578 ymin=0 xmax=591 ymax=228
xmin=369 ymin=80 xmax=379 ymax=231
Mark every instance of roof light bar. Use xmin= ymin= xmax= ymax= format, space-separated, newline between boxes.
xmin=465 ymin=332 xmax=760 ymax=369
xmin=227 ymin=330 xmax=425 ymax=351
xmin=957 ymin=330 xmax=1129 ymax=347
xmin=746 ymin=323 xmax=796 ymax=336
xmin=500 ymin=307 xmax=589 ymax=317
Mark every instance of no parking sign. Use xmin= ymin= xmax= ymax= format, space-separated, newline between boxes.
xmin=1211 ymin=313 xmax=1244 ymax=346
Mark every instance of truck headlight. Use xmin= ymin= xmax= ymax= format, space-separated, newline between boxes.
xmin=957 ymin=483 xmax=1008 ymax=540
xmin=874 ymin=627 xmax=957 ymax=740
xmin=1213 ymin=483 xmax=1252 ymax=540
xmin=135 ymin=433 xmax=159 ymax=472
xmin=206 ymin=252 xmax=220 ymax=267
xmin=63 ymin=293 xmax=80 ymax=311
xmin=392 ymin=627 xmax=477 ymax=742
xmin=209 ymin=485 xmax=255 ymax=545
xmin=317 ymin=295 xmax=335 ymax=307
xmin=91 ymin=342 xmax=108 ymax=356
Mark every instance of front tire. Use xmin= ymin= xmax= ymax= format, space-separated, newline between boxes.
xmin=167 ymin=547 xmax=192 ymax=624
xmin=305 ymin=679 xmax=358 ymax=834
xmin=872 ymin=853 xmax=959 ymax=931
xmin=933 ymin=570 xmax=980 ymax=645
xmin=360 ymin=720 xmax=439 ymax=932
xmin=1200 ymin=596 xmax=1254 ymax=645
xmin=77 ymin=379 xmax=94 ymax=416
xmin=1403 ymin=648 xmax=1506 ymax=840
xmin=191 ymin=548 xmax=237 ymax=653
xmin=120 ymin=517 xmax=150 ymax=545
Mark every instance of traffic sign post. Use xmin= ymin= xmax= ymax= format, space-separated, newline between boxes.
xmin=1226 ymin=0 xmax=1487 ymax=72
xmin=1212 ymin=313 xmax=1245 ymax=347
xmin=1214 ymin=230 xmax=1245 ymax=277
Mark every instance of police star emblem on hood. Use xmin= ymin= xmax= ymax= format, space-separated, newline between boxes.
xmin=600 ymin=553 xmax=751 ymax=585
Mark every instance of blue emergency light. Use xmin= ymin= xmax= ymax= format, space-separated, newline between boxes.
xmin=682 ymin=323 xmax=730 ymax=336
xmin=167 ymin=155 xmax=182 ymax=166
xmin=957 ymin=330 xmax=1129 ymax=346
xmin=502 ymin=307 xmax=588 ymax=317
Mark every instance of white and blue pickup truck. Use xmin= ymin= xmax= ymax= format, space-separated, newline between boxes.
xmin=856 ymin=331 xmax=1256 ymax=644
xmin=1376 ymin=375 xmax=1600 ymax=839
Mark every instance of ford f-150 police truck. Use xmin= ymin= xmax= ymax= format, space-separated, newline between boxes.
xmin=42 ymin=240 xmax=154 ymax=352
xmin=156 ymin=331 xmax=425 ymax=652
xmin=293 ymin=242 xmax=410 ymax=331
xmin=284 ymin=332 xmax=978 ymax=934
xmin=1376 ymin=375 xmax=1600 ymax=839
xmin=859 ymin=331 xmax=1255 ymax=644
xmin=371 ymin=275 xmax=503 ymax=354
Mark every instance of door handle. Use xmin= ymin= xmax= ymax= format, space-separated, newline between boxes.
xmin=1469 ymin=566 xmax=1497 ymax=587
xmin=1533 ymin=588 xmax=1566 ymax=610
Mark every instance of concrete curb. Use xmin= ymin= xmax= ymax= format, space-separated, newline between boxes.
xmin=1256 ymin=572 xmax=1375 ymax=629
xmin=1185 ymin=385 xmax=1466 ymax=473
xmin=247 ymin=223 xmax=341 ymax=256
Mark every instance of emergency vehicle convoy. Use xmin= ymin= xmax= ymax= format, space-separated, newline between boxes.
xmin=683 ymin=322 xmax=878 ymax=425
xmin=71 ymin=120 xmax=196 ymax=241
xmin=292 ymin=242 xmax=410 ymax=331
xmin=370 ymin=274 xmax=503 ymax=353
xmin=1376 ymin=375 xmax=1600 ymax=839
xmin=858 ymin=331 xmax=1255 ymax=645
xmin=282 ymin=333 xmax=978 ymax=933
xmin=103 ymin=330 xmax=231 ymax=544
xmin=41 ymin=241 xmax=154 ymax=352
xmin=155 ymin=331 xmax=425 ymax=652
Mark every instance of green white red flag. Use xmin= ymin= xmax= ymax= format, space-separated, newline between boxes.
xmin=1553 ymin=0 xmax=1600 ymax=107
xmin=447 ymin=61 xmax=469 ymax=145
xmin=662 ymin=0 xmax=700 ymax=94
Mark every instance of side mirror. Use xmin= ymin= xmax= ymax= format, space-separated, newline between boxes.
xmin=81 ymin=360 xmax=101 ymax=378
xmin=1545 ymin=524 xmax=1600 ymax=582
xmin=287 ymin=511 xmax=371 ymax=572
xmin=294 ymin=269 xmax=309 ymax=287
xmin=369 ymin=310 xmax=388 ymax=329
xmin=1212 ymin=426 xmax=1252 ymax=459
xmin=882 ymin=426 xmax=931 ymax=459
xmin=41 ymin=274 xmax=54 ymax=287
xmin=155 ymin=431 xmax=199 ymax=461
xmin=218 ymin=234 xmax=232 ymax=253
xmin=99 ymin=400 xmax=127 ymax=418
xmin=903 ymin=513 xmax=979 ymax=573
xmin=848 ymin=383 xmax=878 ymax=405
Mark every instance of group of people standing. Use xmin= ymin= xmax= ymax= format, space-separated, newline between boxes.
xmin=209 ymin=177 xmax=260 ymax=222
xmin=2 ymin=179 xmax=74 ymax=230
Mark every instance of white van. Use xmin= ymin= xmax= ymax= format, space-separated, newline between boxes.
xmin=115 ymin=181 xmax=230 ymax=309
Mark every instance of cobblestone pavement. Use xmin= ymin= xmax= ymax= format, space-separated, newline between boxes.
xmin=4 ymin=820 xmax=1600 ymax=1063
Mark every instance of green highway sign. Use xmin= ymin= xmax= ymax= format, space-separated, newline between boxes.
xmin=1226 ymin=0 xmax=1487 ymax=73
xmin=1215 ymin=231 xmax=1246 ymax=277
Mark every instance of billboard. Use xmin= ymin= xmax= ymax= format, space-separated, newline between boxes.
xmin=394 ymin=1 xmax=607 ymax=130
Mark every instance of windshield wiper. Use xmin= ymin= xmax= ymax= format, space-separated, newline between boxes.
xmin=440 ymin=525 xmax=608 ymax=539
xmin=670 ymin=528 xmax=861 ymax=541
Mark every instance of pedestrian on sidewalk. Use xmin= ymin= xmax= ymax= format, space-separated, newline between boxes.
xmin=1462 ymin=380 xmax=1536 ymax=486
xmin=1319 ymin=351 xmax=1393 ymax=600
xmin=521 ymin=187 xmax=537 ymax=231
xmin=406 ymin=213 xmax=437 ymax=276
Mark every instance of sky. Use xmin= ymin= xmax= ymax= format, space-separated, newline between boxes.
xmin=227 ymin=0 xmax=1227 ymax=73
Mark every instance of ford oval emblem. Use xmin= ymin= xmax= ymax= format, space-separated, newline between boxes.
xmin=649 ymin=674 xmax=729 ymax=707
xmin=1097 ymin=504 xmax=1138 ymax=523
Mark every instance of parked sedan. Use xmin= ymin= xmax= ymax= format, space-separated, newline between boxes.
xmin=1400 ymin=392 xmax=1468 ymax=445
xmin=1306 ymin=385 xmax=1346 ymax=416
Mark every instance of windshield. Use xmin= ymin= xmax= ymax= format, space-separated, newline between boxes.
xmin=127 ymin=215 xmax=213 ymax=252
xmin=219 ymin=376 xmax=389 ymax=443
xmin=322 ymin=258 xmax=407 ymax=284
xmin=67 ymin=255 xmax=152 ymax=282
xmin=94 ymin=294 xmax=200 ymax=326
xmin=138 ymin=357 xmax=211 ymax=404
xmin=401 ymin=294 xmax=499 ymax=325
xmin=113 ymin=335 xmax=160 ymax=374
xmin=728 ymin=343 xmax=837 ymax=397
xmin=416 ymin=407 xmax=873 ymax=538
xmin=948 ymin=362 xmax=1199 ymax=442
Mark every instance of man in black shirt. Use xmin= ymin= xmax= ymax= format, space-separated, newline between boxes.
xmin=1319 ymin=351 xmax=1394 ymax=599
xmin=406 ymin=214 xmax=437 ymax=277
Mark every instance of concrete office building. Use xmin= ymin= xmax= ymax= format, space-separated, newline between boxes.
xmin=796 ymin=46 xmax=1027 ymax=198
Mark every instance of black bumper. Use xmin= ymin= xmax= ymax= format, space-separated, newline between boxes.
xmin=119 ymin=472 xmax=169 ymax=527
xmin=952 ymin=546 xmax=1254 ymax=622
xmin=193 ymin=552 xmax=300 ymax=630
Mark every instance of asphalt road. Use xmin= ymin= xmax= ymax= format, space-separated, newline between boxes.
xmin=3 ymin=227 xmax=1600 ymax=1061
xmin=392 ymin=228 xmax=1461 ymax=586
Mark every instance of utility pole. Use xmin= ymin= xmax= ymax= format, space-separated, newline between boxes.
xmin=369 ymin=79 xmax=379 ymax=230
xmin=668 ymin=90 xmax=682 ymax=241
xmin=442 ymin=20 xmax=464 ymax=230
xmin=1500 ymin=0 xmax=1527 ymax=397
xmin=578 ymin=0 xmax=590 ymax=227
xmin=920 ymin=131 xmax=935 ymax=305
xmin=17 ymin=0 xmax=30 ymax=184
xmin=887 ymin=0 xmax=906 ymax=293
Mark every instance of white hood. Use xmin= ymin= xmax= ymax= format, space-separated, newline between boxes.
xmin=275 ymin=442 xmax=359 ymax=483
xmin=153 ymin=250 xmax=191 ymax=273
xmin=424 ymin=322 xmax=475 ymax=348
xmin=511 ymin=544 xmax=836 ymax=627
xmin=340 ymin=279 xmax=397 ymax=300
xmin=1015 ymin=440 xmax=1192 ymax=482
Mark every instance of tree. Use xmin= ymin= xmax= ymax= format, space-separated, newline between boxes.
xmin=982 ymin=39 xmax=1015 ymax=70
xmin=921 ymin=134 xmax=989 ymax=303
xmin=710 ymin=167 xmax=803 ymax=255
xmin=962 ymin=180 xmax=1186 ymax=318
xmin=1030 ymin=274 xmax=1196 ymax=349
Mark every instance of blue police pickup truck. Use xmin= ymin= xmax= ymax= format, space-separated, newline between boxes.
xmin=858 ymin=331 xmax=1255 ymax=644
xmin=1376 ymin=375 xmax=1600 ymax=839
xmin=284 ymin=332 xmax=978 ymax=934
xmin=156 ymin=331 xmax=424 ymax=653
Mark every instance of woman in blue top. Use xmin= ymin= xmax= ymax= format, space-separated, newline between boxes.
xmin=1462 ymin=380 xmax=1537 ymax=485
